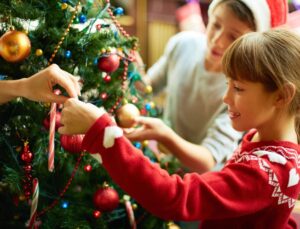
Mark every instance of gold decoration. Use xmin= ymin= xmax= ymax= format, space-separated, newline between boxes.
xmin=116 ymin=103 xmax=140 ymax=128
xmin=142 ymin=140 xmax=149 ymax=147
xmin=48 ymin=1 xmax=80 ymax=65
xmin=0 ymin=30 xmax=31 ymax=62
xmin=167 ymin=221 xmax=181 ymax=229
xmin=61 ymin=3 xmax=68 ymax=10
xmin=35 ymin=49 xmax=43 ymax=56
xmin=19 ymin=195 xmax=26 ymax=201
xmin=150 ymin=101 xmax=155 ymax=108
xmin=144 ymin=85 xmax=153 ymax=94
xmin=132 ymin=203 xmax=138 ymax=210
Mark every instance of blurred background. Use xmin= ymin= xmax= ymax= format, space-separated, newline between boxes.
xmin=113 ymin=0 xmax=299 ymax=69
xmin=113 ymin=0 xmax=211 ymax=68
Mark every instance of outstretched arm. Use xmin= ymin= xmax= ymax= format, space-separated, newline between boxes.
xmin=58 ymin=99 xmax=225 ymax=174
xmin=125 ymin=116 xmax=216 ymax=173
xmin=0 ymin=64 xmax=80 ymax=104
xmin=58 ymin=99 xmax=271 ymax=221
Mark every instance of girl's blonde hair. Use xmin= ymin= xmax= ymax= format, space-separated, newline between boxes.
xmin=222 ymin=29 xmax=300 ymax=139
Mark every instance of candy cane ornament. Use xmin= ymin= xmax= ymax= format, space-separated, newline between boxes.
xmin=28 ymin=178 xmax=39 ymax=229
xmin=124 ymin=195 xmax=136 ymax=229
xmin=48 ymin=89 xmax=61 ymax=172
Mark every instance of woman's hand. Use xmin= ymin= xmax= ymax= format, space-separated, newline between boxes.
xmin=21 ymin=64 xmax=81 ymax=103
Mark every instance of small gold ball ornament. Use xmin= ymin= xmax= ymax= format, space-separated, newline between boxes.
xmin=0 ymin=30 xmax=31 ymax=62
xmin=167 ymin=221 xmax=181 ymax=229
xmin=116 ymin=103 xmax=140 ymax=128
xmin=132 ymin=203 xmax=138 ymax=210
xmin=144 ymin=85 xmax=153 ymax=94
xmin=19 ymin=195 xmax=26 ymax=201
xmin=61 ymin=3 xmax=68 ymax=10
xmin=35 ymin=49 xmax=43 ymax=56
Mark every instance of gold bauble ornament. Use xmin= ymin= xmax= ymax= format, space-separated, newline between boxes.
xmin=142 ymin=140 xmax=149 ymax=147
xmin=116 ymin=103 xmax=140 ymax=128
xmin=35 ymin=49 xmax=43 ymax=56
xmin=167 ymin=222 xmax=181 ymax=229
xmin=61 ymin=3 xmax=68 ymax=10
xmin=19 ymin=194 xmax=26 ymax=201
xmin=144 ymin=85 xmax=153 ymax=94
xmin=0 ymin=30 xmax=31 ymax=62
xmin=132 ymin=203 xmax=138 ymax=210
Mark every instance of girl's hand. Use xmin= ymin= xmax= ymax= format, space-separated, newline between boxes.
xmin=58 ymin=98 xmax=105 ymax=135
xmin=125 ymin=116 xmax=173 ymax=143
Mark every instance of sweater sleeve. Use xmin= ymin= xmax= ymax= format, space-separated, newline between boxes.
xmin=82 ymin=114 xmax=273 ymax=221
xmin=147 ymin=32 xmax=185 ymax=94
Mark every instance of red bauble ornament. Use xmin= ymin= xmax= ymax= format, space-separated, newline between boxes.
xmin=97 ymin=54 xmax=120 ymax=73
xmin=96 ymin=24 xmax=102 ymax=31
xmin=12 ymin=195 xmax=19 ymax=206
xmin=140 ymin=107 xmax=147 ymax=116
xmin=103 ymin=74 xmax=111 ymax=83
xmin=43 ymin=112 xmax=62 ymax=130
xmin=84 ymin=164 xmax=92 ymax=172
xmin=24 ymin=190 xmax=31 ymax=199
xmin=60 ymin=134 xmax=84 ymax=154
xmin=93 ymin=186 xmax=119 ymax=212
xmin=21 ymin=151 xmax=33 ymax=163
xmin=93 ymin=210 xmax=102 ymax=218
xmin=23 ymin=165 xmax=32 ymax=172
xmin=100 ymin=92 xmax=108 ymax=100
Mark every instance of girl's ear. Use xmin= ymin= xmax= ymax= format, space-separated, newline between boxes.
xmin=275 ymin=83 xmax=296 ymax=108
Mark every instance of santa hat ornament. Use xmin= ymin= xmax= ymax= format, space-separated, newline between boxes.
xmin=208 ymin=0 xmax=288 ymax=31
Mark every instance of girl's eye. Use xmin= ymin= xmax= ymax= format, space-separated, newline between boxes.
xmin=229 ymin=35 xmax=237 ymax=41
xmin=213 ymin=22 xmax=221 ymax=29
xmin=234 ymin=86 xmax=244 ymax=92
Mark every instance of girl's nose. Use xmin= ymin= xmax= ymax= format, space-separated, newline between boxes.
xmin=223 ymin=87 xmax=231 ymax=105
xmin=212 ymin=30 xmax=227 ymax=49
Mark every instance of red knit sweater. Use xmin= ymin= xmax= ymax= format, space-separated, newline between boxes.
xmin=82 ymin=114 xmax=300 ymax=228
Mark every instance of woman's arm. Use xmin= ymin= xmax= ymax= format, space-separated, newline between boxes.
xmin=0 ymin=64 xmax=80 ymax=104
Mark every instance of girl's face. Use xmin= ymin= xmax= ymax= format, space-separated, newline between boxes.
xmin=223 ymin=79 xmax=279 ymax=133
xmin=205 ymin=3 xmax=254 ymax=66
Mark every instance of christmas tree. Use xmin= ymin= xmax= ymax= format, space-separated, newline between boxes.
xmin=0 ymin=0 xmax=173 ymax=228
